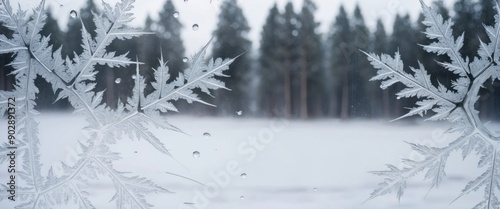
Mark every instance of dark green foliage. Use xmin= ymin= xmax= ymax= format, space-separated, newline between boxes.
xmin=326 ymin=4 xmax=373 ymax=118
xmin=367 ymin=19 xmax=387 ymax=118
xmin=137 ymin=0 xmax=186 ymax=102
xmin=156 ymin=0 xmax=186 ymax=80
xmin=416 ymin=1 xmax=456 ymax=89
xmin=14 ymin=0 xmax=498 ymax=119
xmin=387 ymin=14 xmax=418 ymax=117
xmin=328 ymin=5 xmax=351 ymax=118
xmin=298 ymin=0 xmax=324 ymax=118
xmin=452 ymin=0 xmax=481 ymax=59
xmin=349 ymin=4 xmax=371 ymax=118
xmin=257 ymin=0 xmax=324 ymax=118
xmin=212 ymin=0 xmax=252 ymax=115
xmin=279 ymin=2 xmax=301 ymax=117
xmin=137 ymin=15 xmax=162 ymax=96
xmin=259 ymin=4 xmax=284 ymax=116
xmin=0 ymin=22 xmax=14 ymax=92
xmin=63 ymin=0 xmax=97 ymax=58
xmin=37 ymin=7 xmax=70 ymax=111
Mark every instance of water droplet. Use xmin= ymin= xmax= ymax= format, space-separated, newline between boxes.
xmin=203 ymin=132 xmax=211 ymax=139
xmin=115 ymin=78 xmax=121 ymax=84
xmin=193 ymin=151 xmax=200 ymax=158
xmin=192 ymin=24 xmax=199 ymax=31
xmin=313 ymin=188 xmax=318 ymax=192
xmin=131 ymin=75 xmax=137 ymax=79
xmin=70 ymin=10 xmax=78 ymax=18
xmin=173 ymin=11 xmax=179 ymax=18
xmin=240 ymin=173 xmax=247 ymax=179
xmin=184 ymin=0 xmax=188 ymax=3
xmin=182 ymin=57 xmax=189 ymax=63
xmin=240 ymin=196 xmax=245 ymax=200
xmin=292 ymin=30 xmax=298 ymax=37
xmin=236 ymin=111 xmax=242 ymax=116
xmin=134 ymin=151 xmax=138 ymax=154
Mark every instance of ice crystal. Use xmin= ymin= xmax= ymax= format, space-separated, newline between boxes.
xmin=0 ymin=0 xmax=235 ymax=208
xmin=364 ymin=1 xmax=500 ymax=208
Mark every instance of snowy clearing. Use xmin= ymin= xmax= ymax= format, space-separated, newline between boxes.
xmin=0 ymin=114 xmax=484 ymax=209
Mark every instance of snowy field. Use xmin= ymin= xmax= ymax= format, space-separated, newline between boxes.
xmin=0 ymin=114 xmax=486 ymax=209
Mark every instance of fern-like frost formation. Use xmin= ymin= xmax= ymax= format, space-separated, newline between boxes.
xmin=364 ymin=1 xmax=500 ymax=208
xmin=0 ymin=0 xmax=235 ymax=208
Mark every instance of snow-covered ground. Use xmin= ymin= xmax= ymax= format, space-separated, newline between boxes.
xmin=0 ymin=114 xmax=485 ymax=209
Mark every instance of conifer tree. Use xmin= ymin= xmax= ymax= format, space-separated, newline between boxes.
xmin=416 ymin=0 xmax=453 ymax=90
xmin=388 ymin=14 xmax=418 ymax=117
xmin=369 ymin=19 xmax=388 ymax=118
xmin=63 ymin=0 xmax=97 ymax=58
xmin=137 ymin=16 xmax=162 ymax=95
xmin=328 ymin=5 xmax=351 ymax=118
xmin=477 ymin=0 xmax=499 ymax=119
xmin=350 ymin=4 xmax=371 ymax=118
xmin=298 ymin=0 xmax=323 ymax=119
xmin=259 ymin=4 xmax=284 ymax=116
xmin=157 ymin=0 xmax=186 ymax=79
xmin=453 ymin=0 xmax=480 ymax=59
xmin=37 ymin=7 xmax=69 ymax=110
xmin=212 ymin=0 xmax=252 ymax=115
xmin=280 ymin=2 xmax=300 ymax=117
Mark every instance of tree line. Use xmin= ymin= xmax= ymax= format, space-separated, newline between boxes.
xmin=0 ymin=0 xmax=499 ymax=120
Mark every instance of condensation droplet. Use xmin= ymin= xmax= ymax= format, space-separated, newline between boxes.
xmin=193 ymin=151 xmax=200 ymax=158
xmin=184 ymin=0 xmax=188 ymax=3
xmin=313 ymin=188 xmax=318 ymax=192
xmin=236 ymin=111 xmax=242 ymax=116
xmin=115 ymin=78 xmax=121 ymax=84
xmin=182 ymin=57 xmax=189 ymax=63
xmin=134 ymin=151 xmax=138 ymax=154
xmin=240 ymin=173 xmax=247 ymax=179
xmin=70 ymin=10 xmax=78 ymax=18
xmin=192 ymin=24 xmax=199 ymax=31
xmin=203 ymin=132 xmax=211 ymax=139
xmin=173 ymin=11 xmax=179 ymax=18
xmin=131 ymin=75 xmax=137 ymax=79
xmin=240 ymin=196 xmax=245 ymax=200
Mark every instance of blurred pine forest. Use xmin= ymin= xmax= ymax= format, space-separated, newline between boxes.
xmin=1 ymin=0 xmax=499 ymax=120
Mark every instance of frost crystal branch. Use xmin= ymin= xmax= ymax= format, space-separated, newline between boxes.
xmin=364 ymin=1 xmax=500 ymax=208
xmin=0 ymin=0 xmax=235 ymax=208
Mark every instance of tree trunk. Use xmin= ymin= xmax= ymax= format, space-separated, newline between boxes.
xmin=300 ymin=51 xmax=308 ymax=120
xmin=284 ymin=63 xmax=292 ymax=118
xmin=330 ymin=88 xmax=338 ymax=117
xmin=383 ymin=89 xmax=390 ymax=118
xmin=0 ymin=67 xmax=4 ymax=90
xmin=340 ymin=72 xmax=349 ymax=119
xmin=106 ymin=69 xmax=116 ymax=108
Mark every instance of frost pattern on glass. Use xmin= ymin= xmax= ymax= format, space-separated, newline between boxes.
xmin=364 ymin=1 xmax=500 ymax=208
xmin=0 ymin=0 xmax=235 ymax=208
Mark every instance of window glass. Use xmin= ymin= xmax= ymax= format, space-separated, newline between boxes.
xmin=0 ymin=0 xmax=498 ymax=209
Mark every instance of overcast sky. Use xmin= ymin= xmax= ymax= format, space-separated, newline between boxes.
xmin=40 ymin=0 xmax=455 ymax=55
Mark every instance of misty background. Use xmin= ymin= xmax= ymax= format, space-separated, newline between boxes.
xmin=0 ymin=0 xmax=499 ymax=120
